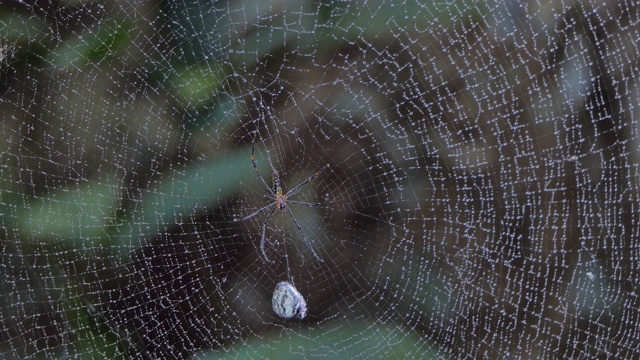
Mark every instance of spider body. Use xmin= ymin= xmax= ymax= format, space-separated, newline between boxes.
xmin=272 ymin=172 xmax=287 ymax=210
xmin=238 ymin=132 xmax=328 ymax=262
xmin=275 ymin=193 xmax=287 ymax=210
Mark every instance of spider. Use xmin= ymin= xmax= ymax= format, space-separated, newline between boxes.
xmin=236 ymin=132 xmax=328 ymax=262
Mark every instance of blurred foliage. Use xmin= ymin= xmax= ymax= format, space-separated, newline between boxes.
xmin=17 ymin=178 xmax=120 ymax=249
xmin=198 ymin=321 xmax=438 ymax=359
xmin=111 ymin=146 xmax=249 ymax=258
xmin=50 ymin=20 xmax=131 ymax=69
xmin=171 ymin=62 xmax=227 ymax=107
xmin=0 ymin=11 xmax=48 ymax=45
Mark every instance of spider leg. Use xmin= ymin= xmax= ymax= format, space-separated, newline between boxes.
xmin=260 ymin=207 xmax=277 ymax=262
xmin=285 ymin=206 xmax=323 ymax=262
xmin=285 ymin=163 xmax=330 ymax=197
xmin=237 ymin=202 xmax=275 ymax=221
xmin=250 ymin=131 xmax=275 ymax=194
xmin=288 ymin=200 xmax=321 ymax=207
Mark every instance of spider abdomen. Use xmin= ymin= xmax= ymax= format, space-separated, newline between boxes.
xmin=275 ymin=194 xmax=287 ymax=209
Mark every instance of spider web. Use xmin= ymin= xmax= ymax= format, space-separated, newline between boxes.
xmin=0 ymin=0 xmax=639 ymax=358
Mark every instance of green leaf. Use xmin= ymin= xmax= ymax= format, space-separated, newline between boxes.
xmin=0 ymin=12 xmax=49 ymax=45
xmin=112 ymin=147 xmax=249 ymax=258
xmin=49 ymin=20 xmax=131 ymax=68
xmin=196 ymin=321 xmax=439 ymax=359
xmin=172 ymin=62 xmax=226 ymax=107
xmin=17 ymin=178 xmax=121 ymax=249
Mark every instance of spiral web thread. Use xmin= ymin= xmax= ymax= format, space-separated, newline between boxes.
xmin=0 ymin=1 xmax=639 ymax=358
